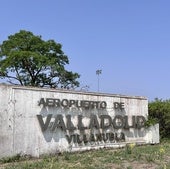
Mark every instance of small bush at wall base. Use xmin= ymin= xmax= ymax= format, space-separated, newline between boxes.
xmin=0 ymin=154 xmax=33 ymax=164
xmin=0 ymin=154 xmax=21 ymax=163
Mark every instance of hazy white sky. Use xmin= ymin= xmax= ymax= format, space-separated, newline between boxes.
xmin=0 ymin=0 xmax=170 ymax=101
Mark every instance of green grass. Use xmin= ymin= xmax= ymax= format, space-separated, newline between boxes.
xmin=1 ymin=141 xmax=170 ymax=169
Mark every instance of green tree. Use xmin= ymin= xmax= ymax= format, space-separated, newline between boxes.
xmin=148 ymin=98 xmax=170 ymax=139
xmin=0 ymin=30 xmax=80 ymax=88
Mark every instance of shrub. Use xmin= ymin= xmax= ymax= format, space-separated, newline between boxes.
xmin=148 ymin=98 xmax=170 ymax=139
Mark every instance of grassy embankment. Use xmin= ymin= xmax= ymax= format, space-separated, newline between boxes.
xmin=1 ymin=141 xmax=170 ymax=169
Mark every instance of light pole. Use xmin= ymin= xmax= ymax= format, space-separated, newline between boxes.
xmin=96 ymin=69 xmax=102 ymax=92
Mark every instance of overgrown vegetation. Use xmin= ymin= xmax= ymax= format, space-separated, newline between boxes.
xmin=1 ymin=141 xmax=170 ymax=169
xmin=148 ymin=98 xmax=170 ymax=139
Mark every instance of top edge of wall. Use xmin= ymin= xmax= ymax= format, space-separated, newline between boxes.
xmin=0 ymin=83 xmax=147 ymax=100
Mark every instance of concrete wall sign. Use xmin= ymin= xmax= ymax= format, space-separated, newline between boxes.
xmin=0 ymin=84 xmax=159 ymax=158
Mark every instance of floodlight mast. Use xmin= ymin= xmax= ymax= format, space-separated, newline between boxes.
xmin=96 ymin=69 xmax=102 ymax=92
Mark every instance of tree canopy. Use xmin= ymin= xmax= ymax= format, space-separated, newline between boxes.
xmin=0 ymin=30 xmax=80 ymax=88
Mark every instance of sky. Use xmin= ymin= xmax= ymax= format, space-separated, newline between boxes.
xmin=0 ymin=0 xmax=170 ymax=101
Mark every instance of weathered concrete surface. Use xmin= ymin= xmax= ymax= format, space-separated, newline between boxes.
xmin=0 ymin=84 xmax=159 ymax=158
xmin=145 ymin=123 xmax=160 ymax=144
